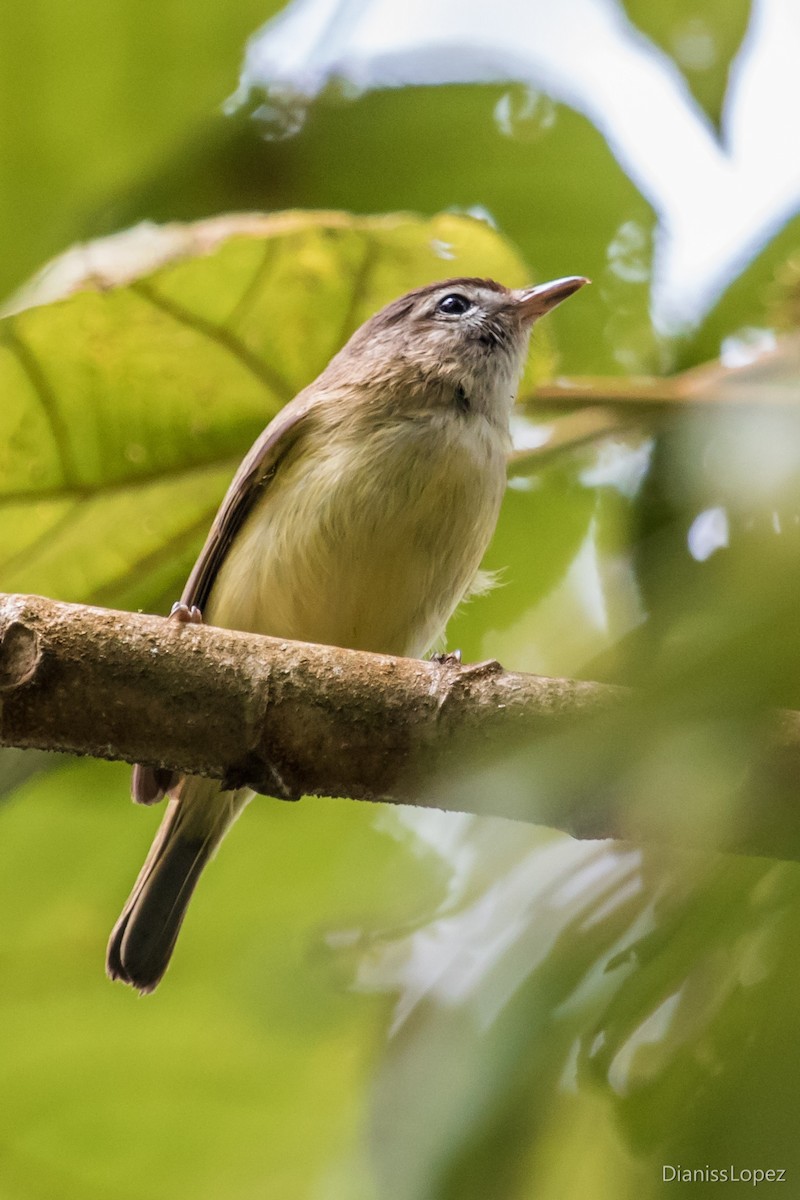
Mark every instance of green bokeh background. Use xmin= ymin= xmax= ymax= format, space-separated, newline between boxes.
xmin=2 ymin=1 xmax=800 ymax=1197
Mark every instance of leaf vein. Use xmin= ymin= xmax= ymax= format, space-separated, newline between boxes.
xmin=335 ymin=236 xmax=380 ymax=348
xmin=2 ymin=322 xmax=78 ymax=487
xmin=225 ymin=239 xmax=280 ymax=331
xmin=0 ymin=454 xmax=242 ymax=506
xmin=131 ymin=280 xmax=295 ymax=404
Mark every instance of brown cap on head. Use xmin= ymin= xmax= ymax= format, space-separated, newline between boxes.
xmin=513 ymin=276 xmax=590 ymax=321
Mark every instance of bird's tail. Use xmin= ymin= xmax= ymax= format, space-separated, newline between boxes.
xmin=107 ymin=777 xmax=250 ymax=993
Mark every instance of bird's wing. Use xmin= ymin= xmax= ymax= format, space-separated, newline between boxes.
xmin=182 ymin=392 xmax=318 ymax=612
xmin=132 ymin=391 xmax=319 ymax=806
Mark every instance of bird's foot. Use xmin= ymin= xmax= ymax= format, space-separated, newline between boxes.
xmin=169 ymin=602 xmax=203 ymax=624
xmin=431 ymin=649 xmax=462 ymax=666
xmin=132 ymin=763 xmax=177 ymax=806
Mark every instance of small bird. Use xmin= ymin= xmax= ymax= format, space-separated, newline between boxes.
xmin=107 ymin=272 xmax=588 ymax=992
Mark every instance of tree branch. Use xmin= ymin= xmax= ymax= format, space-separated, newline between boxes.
xmin=0 ymin=592 xmax=612 ymax=802
xmin=2 ymin=592 xmax=800 ymax=861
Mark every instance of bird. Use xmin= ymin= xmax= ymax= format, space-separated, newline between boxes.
xmin=107 ymin=272 xmax=588 ymax=992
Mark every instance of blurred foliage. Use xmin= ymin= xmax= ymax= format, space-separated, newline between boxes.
xmin=678 ymin=209 xmax=800 ymax=370
xmin=621 ymin=0 xmax=751 ymax=130
xmin=0 ymin=0 xmax=284 ymax=299
xmin=4 ymin=0 xmax=800 ymax=1197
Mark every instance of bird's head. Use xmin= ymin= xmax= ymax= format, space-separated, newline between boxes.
xmin=338 ymin=274 xmax=589 ymax=421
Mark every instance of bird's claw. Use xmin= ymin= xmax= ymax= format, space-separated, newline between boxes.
xmin=431 ymin=649 xmax=462 ymax=665
xmin=169 ymin=602 xmax=203 ymax=625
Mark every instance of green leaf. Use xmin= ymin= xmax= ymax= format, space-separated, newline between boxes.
xmin=0 ymin=210 xmax=545 ymax=610
xmin=621 ymin=0 xmax=752 ymax=132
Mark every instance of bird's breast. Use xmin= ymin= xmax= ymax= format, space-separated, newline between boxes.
xmin=206 ymin=411 xmax=508 ymax=658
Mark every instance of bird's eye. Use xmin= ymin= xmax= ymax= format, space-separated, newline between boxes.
xmin=436 ymin=293 xmax=472 ymax=316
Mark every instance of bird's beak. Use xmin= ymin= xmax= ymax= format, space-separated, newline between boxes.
xmin=514 ymin=276 xmax=590 ymax=322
